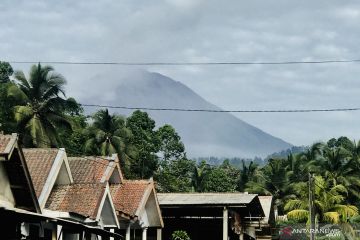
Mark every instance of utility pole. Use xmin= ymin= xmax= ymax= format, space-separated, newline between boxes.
xmin=309 ymin=173 xmax=315 ymax=240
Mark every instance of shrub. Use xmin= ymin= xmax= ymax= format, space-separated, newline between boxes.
xmin=171 ymin=230 xmax=191 ymax=240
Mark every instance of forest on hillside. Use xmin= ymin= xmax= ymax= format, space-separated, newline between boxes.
xmin=1 ymin=61 xmax=360 ymax=225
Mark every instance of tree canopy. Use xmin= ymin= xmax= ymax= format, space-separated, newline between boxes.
xmin=1 ymin=62 xmax=360 ymax=225
xmin=9 ymin=63 xmax=73 ymax=147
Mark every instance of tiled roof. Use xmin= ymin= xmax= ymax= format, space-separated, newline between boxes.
xmin=110 ymin=180 xmax=152 ymax=216
xmin=0 ymin=134 xmax=15 ymax=155
xmin=46 ymin=183 xmax=106 ymax=219
xmin=23 ymin=148 xmax=59 ymax=197
xmin=68 ymin=156 xmax=111 ymax=183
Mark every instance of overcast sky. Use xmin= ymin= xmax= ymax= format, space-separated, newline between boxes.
xmin=2 ymin=0 xmax=360 ymax=146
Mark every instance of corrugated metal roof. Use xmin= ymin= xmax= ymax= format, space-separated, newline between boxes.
xmin=157 ymin=193 xmax=257 ymax=206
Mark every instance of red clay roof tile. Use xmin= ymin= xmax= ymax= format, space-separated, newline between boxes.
xmin=110 ymin=180 xmax=151 ymax=216
xmin=68 ymin=157 xmax=110 ymax=183
xmin=23 ymin=148 xmax=59 ymax=197
xmin=46 ymin=183 xmax=105 ymax=219
xmin=0 ymin=134 xmax=13 ymax=154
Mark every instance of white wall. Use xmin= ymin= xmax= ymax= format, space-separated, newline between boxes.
xmin=0 ymin=162 xmax=15 ymax=207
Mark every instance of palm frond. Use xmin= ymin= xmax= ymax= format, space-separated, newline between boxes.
xmin=338 ymin=223 xmax=357 ymax=240
xmin=27 ymin=116 xmax=50 ymax=147
xmin=287 ymin=210 xmax=309 ymax=222
xmin=14 ymin=106 xmax=34 ymax=129
xmin=41 ymin=84 xmax=64 ymax=101
xmin=284 ymin=199 xmax=307 ymax=211
xmin=95 ymin=130 xmax=106 ymax=143
xmin=7 ymin=84 xmax=28 ymax=104
xmin=40 ymin=96 xmax=68 ymax=112
xmin=46 ymin=112 xmax=72 ymax=130
xmin=314 ymin=200 xmax=326 ymax=213
xmin=13 ymin=70 xmax=30 ymax=89
xmin=100 ymin=141 xmax=108 ymax=156
xmin=330 ymin=184 xmax=348 ymax=195
xmin=84 ymin=138 xmax=98 ymax=155
xmin=40 ymin=116 xmax=60 ymax=147
xmin=323 ymin=212 xmax=340 ymax=223
xmin=333 ymin=204 xmax=358 ymax=221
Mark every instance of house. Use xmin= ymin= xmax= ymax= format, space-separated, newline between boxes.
xmin=157 ymin=192 xmax=266 ymax=240
xmin=110 ymin=180 xmax=164 ymax=240
xmin=0 ymin=133 xmax=41 ymax=239
xmin=23 ymin=148 xmax=73 ymax=209
xmin=0 ymin=134 xmax=121 ymax=240
xmin=23 ymin=148 xmax=121 ymax=240
xmin=45 ymin=182 xmax=120 ymax=239
xmin=68 ymin=155 xmax=164 ymax=240
xmin=0 ymin=134 xmax=162 ymax=240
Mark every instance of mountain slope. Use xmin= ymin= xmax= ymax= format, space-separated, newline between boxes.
xmin=82 ymin=70 xmax=292 ymax=157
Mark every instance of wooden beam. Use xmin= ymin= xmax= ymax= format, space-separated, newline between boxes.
xmin=223 ymin=207 xmax=228 ymax=240
xmin=10 ymin=184 xmax=26 ymax=190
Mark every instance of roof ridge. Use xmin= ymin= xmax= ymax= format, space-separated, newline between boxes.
xmin=68 ymin=155 xmax=113 ymax=160
xmin=123 ymin=179 xmax=151 ymax=183
xmin=23 ymin=148 xmax=59 ymax=150
xmin=157 ymin=192 xmax=256 ymax=195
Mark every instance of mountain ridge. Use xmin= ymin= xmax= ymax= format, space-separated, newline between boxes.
xmin=82 ymin=70 xmax=292 ymax=157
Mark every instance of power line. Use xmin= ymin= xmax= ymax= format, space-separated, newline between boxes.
xmin=7 ymin=59 xmax=360 ymax=66
xmin=12 ymin=101 xmax=360 ymax=114
xmin=81 ymin=103 xmax=360 ymax=113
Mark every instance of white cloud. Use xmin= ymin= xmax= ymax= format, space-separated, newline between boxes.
xmin=3 ymin=0 xmax=360 ymax=146
xmin=164 ymin=0 xmax=204 ymax=9
xmin=335 ymin=7 xmax=360 ymax=20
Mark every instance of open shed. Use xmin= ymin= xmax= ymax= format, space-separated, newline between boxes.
xmin=158 ymin=193 xmax=265 ymax=240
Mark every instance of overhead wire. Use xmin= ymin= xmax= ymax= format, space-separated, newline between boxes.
xmin=81 ymin=103 xmax=360 ymax=113
xmin=6 ymin=58 xmax=360 ymax=113
xmin=7 ymin=59 xmax=360 ymax=66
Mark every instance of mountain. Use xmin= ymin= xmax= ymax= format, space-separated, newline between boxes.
xmin=81 ymin=69 xmax=292 ymax=157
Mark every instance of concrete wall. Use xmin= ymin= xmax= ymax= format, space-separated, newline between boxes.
xmin=0 ymin=162 xmax=15 ymax=207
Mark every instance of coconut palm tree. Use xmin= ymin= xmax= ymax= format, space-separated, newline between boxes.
xmin=84 ymin=109 xmax=134 ymax=158
xmin=285 ymin=175 xmax=358 ymax=223
xmin=9 ymin=63 xmax=72 ymax=147
xmin=192 ymin=160 xmax=210 ymax=192
xmin=245 ymin=158 xmax=294 ymax=214
xmin=237 ymin=160 xmax=258 ymax=191
xmin=319 ymin=144 xmax=360 ymax=203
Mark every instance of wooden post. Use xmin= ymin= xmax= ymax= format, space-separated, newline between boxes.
xmin=110 ymin=228 xmax=115 ymax=240
xmin=157 ymin=228 xmax=162 ymax=240
xmin=56 ymin=225 xmax=62 ymax=240
xmin=223 ymin=207 xmax=228 ymax=240
xmin=142 ymin=228 xmax=148 ymax=240
xmin=126 ymin=225 xmax=131 ymax=240
xmin=309 ymin=173 xmax=315 ymax=240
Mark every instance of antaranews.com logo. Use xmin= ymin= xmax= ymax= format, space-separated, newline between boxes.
xmin=278 ymin=224 xmax=346 ymax=239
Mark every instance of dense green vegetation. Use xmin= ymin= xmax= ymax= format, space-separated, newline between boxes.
xmin=245 ymin=137 xmax=360 ymax=224
xmin=171 ymin=230 xmax=191 ymax=240
xmin=1 ymin=62 xmax=360 ymax=224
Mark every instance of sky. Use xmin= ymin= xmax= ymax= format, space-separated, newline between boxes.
xmin=2 ymin=0 xmax=360 ymax=146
